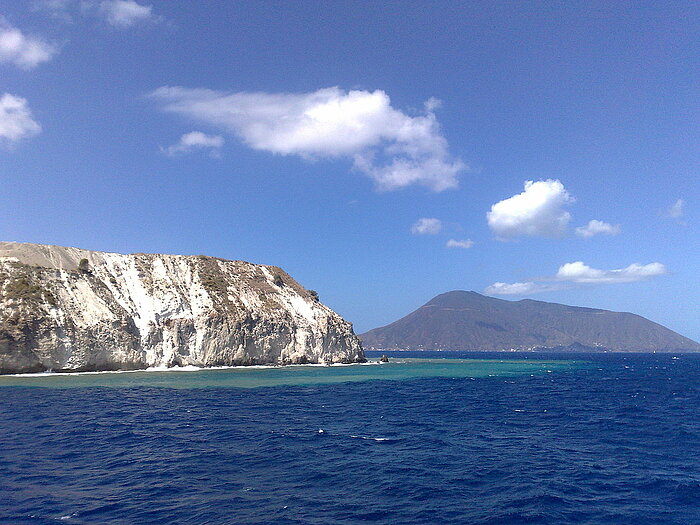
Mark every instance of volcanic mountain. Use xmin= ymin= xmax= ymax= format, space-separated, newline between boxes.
xmin=360 ymin=290 xmax=700 ymax=352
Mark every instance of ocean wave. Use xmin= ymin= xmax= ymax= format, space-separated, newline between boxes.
xmin=350 ymin=435 xmax=394 ymax=442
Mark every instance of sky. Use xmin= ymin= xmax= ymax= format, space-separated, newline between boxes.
xmin=1 ymin=1 xmax=698 ymax=339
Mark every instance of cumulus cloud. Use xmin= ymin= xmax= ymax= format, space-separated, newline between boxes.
xmin=411 ymin=218 xmax=442 ymax=235
xmin=485 ymin=260 xmax=667 ymax=296
xmin=0 ymin=18 xmax=57 ymax=69
xmin=163 ymin=131 xmax=224 ymax=157
xmin=446 ymin=239 xmax=474 ymax=249
xmin=150 ymin=86 xmax=465 ymax=191
xmin=575 ymin=220 xmax=621 ymax=238
xmin=554 ymin=261 xmax=667 ymax=284
xmin=0 ymin=93 xmax=42 ymax=147
xmin=487 ymin=179 xmax=575 ymax=239
xmin=668 ymin=199 xmax=684 ymax=219
xmin=99 ymin=0 xmax=154 ymax=28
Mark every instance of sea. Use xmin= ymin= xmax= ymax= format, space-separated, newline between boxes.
xmin=1 ymin=351 xmax=699 ymax=524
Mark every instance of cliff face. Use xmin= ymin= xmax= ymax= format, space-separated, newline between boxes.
xmin=360 ymin=290 xmax=700 ymax=353
xmin=0 ymin=242 xmax=364 ymax=373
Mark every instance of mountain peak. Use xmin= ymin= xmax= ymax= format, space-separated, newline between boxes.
xmin=426 ymin=290 xmax=493 ymax=307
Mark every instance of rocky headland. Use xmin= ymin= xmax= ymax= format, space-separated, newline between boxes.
xmin=0 ymin=242 xmax=365 ymax=374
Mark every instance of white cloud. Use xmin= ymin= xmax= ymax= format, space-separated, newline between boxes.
xmin=411 ymin=218 xmax=442 ymax=235
xmin=0 ymin=18 xmax=57 ymax=69
xmin=485 ymin=281 xmax=560 ymax=295
xmin=487 ymin=179 xmax=574 ymax=239
xmin=33 ymin=1 xmax=161 ymax=26
xmin=100 ymin=0 xmax=154 ymax=28
xmin=485 ymin=260 xmax=667 ymax=296
xmin=0 ymin=93 xmax=42 ymax=147
xmin=575 ymin=219 xmax=621 ymax=238
xmin=446 ymin=239 xmax=474 ymax=249
xmin=554 ymin=261 xmax=667 ymax=284
xmin=668 ymin=199 xmax=684 ymax=219
xmin=163 ymin=131 xmax=224 ymax=157
xmin=150 ymin=86 xmax=465 ymax=191
xmin=32 ymin=1 xmax=74 ymax=21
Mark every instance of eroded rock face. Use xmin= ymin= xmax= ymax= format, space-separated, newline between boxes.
xmin=0 ymin=242 xmax=364 ymax=373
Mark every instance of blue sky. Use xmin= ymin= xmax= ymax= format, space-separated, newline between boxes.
xmin=1 ymin=1 xmax=698 ymax=339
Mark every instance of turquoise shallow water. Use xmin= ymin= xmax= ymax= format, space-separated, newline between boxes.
xmin=0 ymin=357 xmax=580 ymax=388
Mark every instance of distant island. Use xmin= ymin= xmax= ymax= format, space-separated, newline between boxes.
xmin=360 ymin=290 xmax=700 ymax=353
xmin=0 ymin=242 xmax=365 ymax=374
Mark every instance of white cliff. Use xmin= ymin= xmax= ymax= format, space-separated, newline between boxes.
xmin=0 ymin=242 xmax=365 ymax=373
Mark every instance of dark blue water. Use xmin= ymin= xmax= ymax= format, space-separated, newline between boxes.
xmin=2 ymin=352 xmax=699 ymax=524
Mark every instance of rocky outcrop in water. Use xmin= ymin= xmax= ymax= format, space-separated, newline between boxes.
xmin=360 ymin=290 xmax=700 ymax=353
xmin=0 ymin=242 xmax=365 ymax=373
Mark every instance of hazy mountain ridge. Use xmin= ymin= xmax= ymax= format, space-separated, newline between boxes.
xmin=360 ymin=291 xmax=700 ymax=352
xmin=0 ymin=242 xmax=364 ymax=373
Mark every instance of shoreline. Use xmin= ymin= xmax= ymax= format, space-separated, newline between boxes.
xmin=3 ymin=359 xmax=383 ymax=378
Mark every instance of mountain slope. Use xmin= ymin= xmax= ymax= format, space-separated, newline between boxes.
xmin=360 ymin=290 xmax=700 ymax=352
xmin=0 ymin=242 xmax=364 ymax=373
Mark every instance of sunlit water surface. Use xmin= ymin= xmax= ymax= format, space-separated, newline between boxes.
xmin=1 ymin=351 xmax=699 ymax=524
